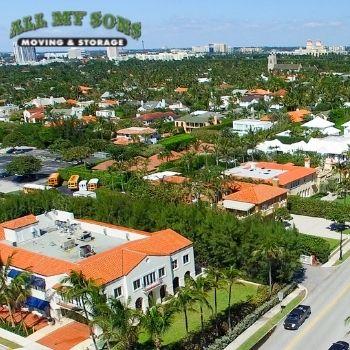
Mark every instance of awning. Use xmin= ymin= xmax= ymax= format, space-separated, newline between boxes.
xmin=30 ymin=276 xmax=46 ymax=290
xmin=8 ymin=269 xmax=21 ymax=278
xmin=223 ymin=200 xmax=255 ymax=211
xmin=25 ymin=296 xmax=49 ymax=311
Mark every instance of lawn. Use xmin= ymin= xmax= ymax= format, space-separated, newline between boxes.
xmin=237 ymin=291 xmax=305 ymax=350
xmin=0 ymin=336 xmax=21 ymax=349
xmin=335 ymin=196 xmax=350 ymax=205
xmin=139 ymin=282 xmax=259 ymax=346
xmin=322 ymin=237 xmax=340 ymax=252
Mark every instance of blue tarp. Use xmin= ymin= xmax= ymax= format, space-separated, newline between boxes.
xmin=7 ymin=269 xmax=21 ymax=278
xmin=25 ymin=296 xmax=49 ymax=311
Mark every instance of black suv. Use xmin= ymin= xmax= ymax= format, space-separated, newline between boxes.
xmin=284 ymin=304 xmax=311 ymax=330
xmin=328 ymin=341 xmax=349 ymax=350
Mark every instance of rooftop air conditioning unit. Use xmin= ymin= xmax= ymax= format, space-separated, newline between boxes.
xmin=61 ymin=238 xmax=76 ymax=251
xmin=79 ymin=244 xmax=93 ymax=258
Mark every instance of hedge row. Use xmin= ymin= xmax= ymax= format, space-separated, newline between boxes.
xmin=288 ymin=195 xmax=350 ymax=221
xmin=205 ymin=283 xmax=297 ymax=350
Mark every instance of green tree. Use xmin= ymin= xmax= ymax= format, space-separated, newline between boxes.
xmin=141 ymin=303 xmax=174 ymax=350
xmin=62 ymin=146 xmax=92 ymax=164
xmin=6 ymin=155 xmax=42 ymax=176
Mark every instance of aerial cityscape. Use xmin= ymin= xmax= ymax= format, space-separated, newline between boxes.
xmin=1 ymin=1 xmax=350 ymax=350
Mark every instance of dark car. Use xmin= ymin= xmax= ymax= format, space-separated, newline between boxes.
xmin=284 ymin=305 xmax=311 ymax=330
xmin=328 ymin=341 xmax=349 ymax=350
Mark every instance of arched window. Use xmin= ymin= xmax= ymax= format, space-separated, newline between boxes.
xmin=135 ymin=297 xmax=143 ymax=310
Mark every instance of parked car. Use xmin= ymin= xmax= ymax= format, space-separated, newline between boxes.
xmin=284 ymin=305 xmax=311 ymax=330
xmin=328 ymin=341 xmax=350 ymax=350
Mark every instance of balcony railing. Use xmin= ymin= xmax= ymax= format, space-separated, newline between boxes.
xmin=143 ymin=278 xmax=163 ymax=292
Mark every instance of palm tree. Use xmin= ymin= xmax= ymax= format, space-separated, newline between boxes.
xmin=206 ymin=267 xmax=222 ymax=318
xmin=170 ymin=285 xmax=196 ymax=334
xmin=253 ymin=241 xmax=284 ymax=295
xmin=93 ymin=298 xmax=140 ymax=350
xmin=186 ymin=276 xmax=212 ymax=332
xmin=59 ymin=271 xmax=101 ymax=350
xmin=141 ymin=303 xmax=174 ymax=350
xmin=222 ymin=267 xmax=242 ymax=329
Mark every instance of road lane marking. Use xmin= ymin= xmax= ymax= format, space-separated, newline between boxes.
xmin=285 ymin=282 xmax=350 ymax=350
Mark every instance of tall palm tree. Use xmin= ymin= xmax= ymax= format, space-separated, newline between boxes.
xmin=170 ymin=285 xmax=196 ymax=334
xmin=141 ymin=303 xmax=174 ymax=350
xmin=186 ymin=276 xmax=212 ymax=332
xmin=93 ymin=298 xmax=140 ymax=350
xmin=253 ymin=241 xmax=284 ymax=295
xmin=59 ymin=271 xmax=101 ymax=350
xmin=222 ymin=267 xmax=242 ymax=330
xmin=207 ymin=267 xmax=222 ymax=318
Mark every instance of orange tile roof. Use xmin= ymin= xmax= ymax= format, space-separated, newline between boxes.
xmin=287 ymin=109 xmax=310 ymax=123
xmin=101 ymin=99 xmax=118 ymax=106
xmin=260 ymin=115 xmax=273 ymax=121
xmin=66 ymin=99 xmax=77 ymax=105
xmin=38 ymin=321 xmax=90 ymax=350
xmin=130 ymin=151 xmax=182 ymax=172
xmin=117 ymin=127 xmax=156 ymax=135
xmin=249 ymin=89 xmax=271 ymax=95
xmin=274 ymin=89 xmax=287 ymax=98
xmin=0 ymin=243 xmax=75 ymax=276
xmin=174 ymin=87 xmax=188 ymax=93
xmin=163 ymin=175 xmax=189 ymax=184
xmin=224 ymin=182 xmax=287 ymax=204
xmin=92 ymin=159 xmax=116 ymax=171
xmin=1 ymin=214 xmax=38 ymax=230
xmin=81 ymin=115 xmax=97 ymax=124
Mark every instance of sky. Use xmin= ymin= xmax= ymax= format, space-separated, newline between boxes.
xmin=2 ymin=0 xmax=350 ymax=51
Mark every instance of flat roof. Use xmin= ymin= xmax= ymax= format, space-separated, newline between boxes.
xmin=17 ymin=214 xmax=128 ymax=263
xmin=224 ymin=164 xmax=286 ymax=180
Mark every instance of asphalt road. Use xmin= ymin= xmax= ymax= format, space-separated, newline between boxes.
xmin=260 ymin=262 xmax=350 ymax=350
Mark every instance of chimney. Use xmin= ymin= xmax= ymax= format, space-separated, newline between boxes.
xmin=272 ymin=177 xmax=279 ymax=187
xmin=304 ymin=157 xmax=311 ymax=168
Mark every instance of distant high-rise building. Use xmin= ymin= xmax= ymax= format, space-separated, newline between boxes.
xmin=213 ymin=43 xmax=228 ymax=53
xmin=267 ymin=53 xmax=277 ymax=71
xmin=67 ymin=47 xmax=82 ymax=59
xmin=13 ymin=43 xmax=36 ymax=65
xmin=106 ymin=47 xmax=119 ymax=60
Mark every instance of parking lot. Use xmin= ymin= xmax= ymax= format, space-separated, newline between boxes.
xmin=0 ymin=148 xmax=72 ymax=193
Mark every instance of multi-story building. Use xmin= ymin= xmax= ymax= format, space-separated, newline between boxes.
xmin=0 ymin=104 xmax=19 ymax=121
xmin=175 ymin=111 xmax=223 ymax=133
xmin=223 ymin=161 xmax=317 ymax=197
xmin=221 ymin=181 xmax=288 ymax=217
xmin=0 ymin=210 xmax=195 ymax=320
xmin=67 ymin=48 xmax=83 ymax=60
xmin=106 ymin=46 xmax=119 ymax=60
xmin=13 ymin=43 xmax=36 ymax=65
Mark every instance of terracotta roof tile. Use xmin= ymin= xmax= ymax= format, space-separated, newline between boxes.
xmin=224 ymin=182 xmax=287 ymax=204
xmin=1 ymin=214 xmax=38 ymax=230
xmin=38 ymin=321 xmax=90 ymax=350
xmin=287 ymin=109 xmax=310 ymax=123
xmin=92 ymin=160 xmax=116 ymax=171
xmin=138 ymin=111 xmax=177 ymax=122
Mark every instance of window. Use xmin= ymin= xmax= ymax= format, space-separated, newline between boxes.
xmin=133 ymin=279 xmax=141 ymax=291
xmin=158 ymin=267 xmax=165 ymax=278
xmin=171 ymin=259 xmax=178 ymax=270
xmin=114 ymin=287 xmax=122 ymax=298
xmin=183 ymin=254 xmax=189 ymax=264
xmin=143 ymin=271 xmax=156 ymax=287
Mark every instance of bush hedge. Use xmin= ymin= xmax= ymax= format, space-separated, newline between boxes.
xmin=288 ymin=195 xmax=350 ymax=221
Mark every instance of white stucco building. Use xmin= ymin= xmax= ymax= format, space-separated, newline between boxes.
xmin=0 ymin=210 xmax=195 ymax=321
xmin=232 ymin=119 xmax=273 ymax=136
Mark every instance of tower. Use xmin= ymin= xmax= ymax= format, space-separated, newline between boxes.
xmin=13 ymin=43 xmax=36 ymax=65
xmin=267 ymin=53 xmax=277 ymax=71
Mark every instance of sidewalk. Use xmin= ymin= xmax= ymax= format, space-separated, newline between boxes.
xmin=224 ymin=285 xmax=306 ymax=350
xmin=323 ymin=238 xmax=350 ymax=267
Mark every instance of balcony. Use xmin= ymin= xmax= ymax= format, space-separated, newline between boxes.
xmin=143 ymin=278 xmax=163 ymax=292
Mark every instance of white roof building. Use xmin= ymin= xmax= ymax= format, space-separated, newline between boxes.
xmin=302 ymin=116 xmax=340 ymax=136
xmin=232 ymin=119 xmax=273 ymax=136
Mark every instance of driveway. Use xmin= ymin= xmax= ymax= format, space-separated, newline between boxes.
xmin=291 ymin=214 xmax=348 ymax=240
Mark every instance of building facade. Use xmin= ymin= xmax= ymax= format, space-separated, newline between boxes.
xmin=13 ymin=43 xmax=37 ymax=65
xmin=0 ymin=210 xmax=196 ymax=321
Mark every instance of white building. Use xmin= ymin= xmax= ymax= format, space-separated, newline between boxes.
xmin=232 ymin=119 xmax=273 ymax=136
xmin=106 ymin=47 xmax=119 ymax=60
xmin=13 ymin=43 xmax=36 ymax=65
xmin=0 ymin=210 xmax=195 ymax=320
xmin=302 ymin=116 xmax=340 ymax=136
xmin=0 ymin=104 xmax=19 ymax=122
xmin=68 ymin=48 xmax=83 ymax=59
xmin=96 ymin=109 xmax=116 ymax=118
xmin=28 ymin=96 xmax=66 ymax=108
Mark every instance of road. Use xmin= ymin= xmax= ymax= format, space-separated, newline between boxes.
xmin=259 ymin=261 xmax=350 ymax=350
